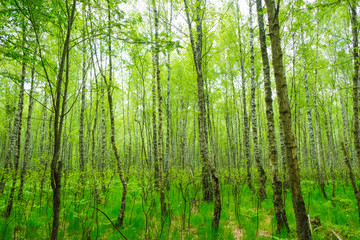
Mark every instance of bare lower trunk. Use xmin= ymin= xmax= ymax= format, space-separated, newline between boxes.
xmin=340 ymin=91 xmax=351 ymax=159
xmin=91 ymin=76 xmax=100 ymax=202
xmin=39 ymin=98 xmax=50 ymax=208
xmin=152 ymin=65 xmax=158 ymax=186
xmin=180 ymin=101 xmax=188 ymax=169
xmin=341 ymin=143 xmax=360 ymax=224
xmin=324 ymin=102 xmax=336 ymax=198
xmin=279 ymin=121 xmax=288 ymax=190
xmin=100 ymin=88 xmax=106 ymax=192
xmin=313 ymin=53 xmax=327 ymax=198
xmin=126 ymin=88 xmax=132 ymax=172
xmin=108 ymin=63 xmax=128 ymax=227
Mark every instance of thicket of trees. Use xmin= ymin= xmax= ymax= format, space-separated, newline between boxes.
xmin=0 ymin=0 xmax=360 ymax=239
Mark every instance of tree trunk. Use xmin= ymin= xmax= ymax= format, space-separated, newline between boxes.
xmin=127 ymin=86 xmax=132 ymax=173
xmin=180 ymin=100 xmax=188 ymax=170
xmin=165 ymin=9 xmax=172 ymax=187
xmin=184 ymin=0 xmax=213 ymax=202
xmin=302 ymin=50 xmax=326 ymax=198
xmin=39 ymin=94 xmax=49 ymax=208
xmin=249 ymin=0 xmax=267 ymax=200
xmin=349 ymin=0 xmax=360 ymax=170
xmin=153 ymin=0 xmax=167 ymax=216
xmin=0 ymin=36 xmax=26 ymax=196
xmin=313 ymin=51 xmax=327 ymax=198
xmin=324 ymin=101 xmax=336 ymax=198
xmin=5 ymin=41 xmax=26 ymax=217
xmin=340 ymin=91 xmax=351 ymax=160
xmin=264 ymin=0 xmax=312 ymax=238
xmin=91 ymin=74 xmax=100 ymax=202
xmin=255 ymin=0 xmax=289 ymax=232
xmin=152 ymin=63 xmax=158 ymax=185
xmin=100 ymin=85 xmax=107 ymax=192
xmin=49 ymin=2 xmax=77 ymax=238
xmin=340 ymin=143 xmax=360 ymax=224
xmin=79 ymin=14 xmax=87 ymax=186
xmin=106 ymin=0 xmax=128 ymax=227
xmin=18 ymin=53 xmax=36 ymax=201
xmin=236 ymin=0 xmax=254 ymax=192
xmin=184 ymin=0 xmax=221 ymax=229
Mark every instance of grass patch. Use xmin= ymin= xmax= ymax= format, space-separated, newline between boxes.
xmin=0 ymin=169 xmax=359 ymax=239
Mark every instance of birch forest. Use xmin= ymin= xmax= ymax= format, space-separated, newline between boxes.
xmin=1 ymin=0 xmax=360 ymax=239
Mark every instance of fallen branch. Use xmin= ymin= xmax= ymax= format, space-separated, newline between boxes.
xmin=331 ymin=229 xmax=342 ymax=240
xmin=90 ymin=206 xmax=128 ymax=240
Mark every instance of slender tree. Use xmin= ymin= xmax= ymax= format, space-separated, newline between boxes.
xmin=249 ymin=0 xmax=267 ymax=201
xmin=255 ymin=0 xmax=289 ymax=232
xmin=301 ymin=31 xmax=327 ymax=199
xmin=106 ymin=0 xmax=128 ymax=227
xmin=4 ymin=26 xmax=26 ymax=217
xmin=79 ymin=1 xmax=87 ymax=187
xmin=264 ymin=0 xmax=312 ymax=238
xmin=152 ymin=0 xmax=167 ymax=216
xmin=17 ymin=51 xmax=36 ymax=201
xmin=184 ymin=0 xmax=221 ymax=229
xmin=349 ymin=0 xmax=360 ymax=169
xmin=46 ymin=2 xmax=77 ymax=238
xmin=235 ymin=0 xmax=254 ymax=192
xmin=164 ymin=0 xmax=173 ymax=189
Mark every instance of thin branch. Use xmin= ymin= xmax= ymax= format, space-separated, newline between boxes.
xmin=158 ymin=14 xmax=188 ymax=38
xmin=90 ymin=206 xmax=128 ymax=240
xmin=0 ymin=70 xmax=52 ymax=112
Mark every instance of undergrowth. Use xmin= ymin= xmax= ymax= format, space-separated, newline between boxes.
xmin=0 ymin=167 xmax=359 ymax=239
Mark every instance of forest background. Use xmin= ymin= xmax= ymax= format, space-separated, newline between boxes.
xmin=0 ymin=0 xmax=360 ymax=239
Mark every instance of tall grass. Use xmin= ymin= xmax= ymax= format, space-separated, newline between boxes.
xmin=0 ymin=168 xmax=359 ymax=239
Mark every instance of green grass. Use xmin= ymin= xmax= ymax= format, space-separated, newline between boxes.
xmin=0 ymin=168 xmax=359 ymax=239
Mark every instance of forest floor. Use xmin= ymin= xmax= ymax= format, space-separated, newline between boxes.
xmin=0 ymin=168 xmax=359 ymax=239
